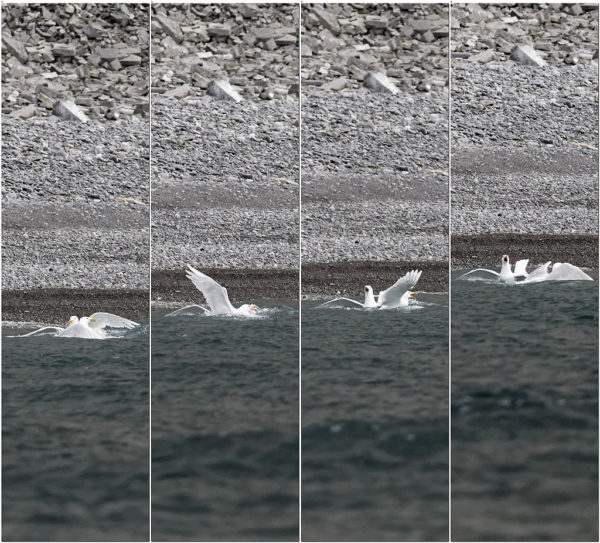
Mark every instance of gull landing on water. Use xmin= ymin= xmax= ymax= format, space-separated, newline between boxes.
xmin=11 ymin=313 xmax=139 ymax=339
xmin=317 ymin=270 xmax=422 ymax=310
xmin=166 ymin=265 xmax=260 ymax=318
xmin=458 ymin=255 xmax=593 ymax=283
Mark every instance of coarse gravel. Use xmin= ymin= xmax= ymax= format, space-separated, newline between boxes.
xmin=451 ymin=61 xmax=598 ymax=256
xmin=302 ymin=89 xmax=449 ymax=269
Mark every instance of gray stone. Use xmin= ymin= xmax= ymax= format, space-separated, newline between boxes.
xmin=364 ymin=72 xmax=398 ymax=94
xmin=105 ymin=108 xmax=120 ymax=120
xmin=207 ymin=23 xmax=231 ymax=37
xmin=510 ymin=44 xmax=547 ymax=67
xmin=2 ymin=35 xmax=28 ymax=64
xmin=252 ymin=27 xmax=277 ymax=41
xmin=274 ymin=34 xmax=297 ymax=47
xmin=312 ymin=7 xmax=341 ymax=36
xmin=54 ymin=100 xmax=89 ymax=122
xmin=468 ymin=50 xmax=497 ymax=64
xmin=156 ymin=15 xmax=183 ymax=43
xmin=52 ymin=44 xmax=76 ymax=57
xmin=164 ymin=84 xmax=192 ymax=99
xmin=322 ymin=76 xmax=348 ymax=91
xmin=365 ymin=15 xmax=388 ymax=29
xmin=6 ymin=57 xmax=33 ymax=78
xmin=207 ymin=80 xmax=244 ymax=102
xmin=565 ymin=53 xmax=579 ymax=65
xmin=83 ymin=23 xmax=104 ymax=39
xmin=259 ymin=87 xmax=275 ymax=100
xmin=11 ymin=104 xmax=38 ymax=119
xmin=121 ymin=55 xmax=142 ymax=66
xmin=97 ymin=47 xmax=126 ymax=61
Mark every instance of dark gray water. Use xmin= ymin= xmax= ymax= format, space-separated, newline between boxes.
xmin=151 ymin=304 xmax=299 ymax=541
xmin=2 ymin=327 xmax=149 ymax=541
xmin=451 ymin=274 xmax=598 ymax=541
xmin=301 ymin=298 xmax=449 ymax=541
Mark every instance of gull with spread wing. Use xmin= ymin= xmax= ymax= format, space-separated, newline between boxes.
xmin=166 ymin=265 xmax=259 ymax=317
xmin=317 ymin=270 xmax=422 ymax=310
xmin=458 ymin=255 xmax=593 ymax=283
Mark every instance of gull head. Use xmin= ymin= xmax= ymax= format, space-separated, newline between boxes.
xmin=502 ymin=255 xmax=509 ymax=265
xmin=364 ymin=285 xmax=373 ymax=295
xmin=67 ymin=316 xmax=78 ymax=325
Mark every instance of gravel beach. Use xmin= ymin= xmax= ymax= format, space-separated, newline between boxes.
xmin=302 ymin=89 xmax=449 ymax=295
xmin=301 ymin=4 xmax=449 ymax=296
xmin=2 ymin=117 xmax=149 ymax=324
xmin=451 ymin=3 xmax=598 ymax=269
xmin=2 ymin=5 xmax=149 ymax=324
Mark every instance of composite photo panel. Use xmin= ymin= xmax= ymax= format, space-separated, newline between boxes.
xmin=2 ymin=3 xmax=150 ymax=541
xmin=451 ymin=3 xmax=599 ymax=541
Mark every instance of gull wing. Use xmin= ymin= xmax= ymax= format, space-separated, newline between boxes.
xmin=524 ymin=261 xmax=551 ymax=283
xmin=456 ymin=268 xmax=500 ymax=281
xmin=514 ymin=259 xmax=529 ymax=277
xmin=89 ymin=312 xmax=139 ymax=329
xmin=186 ymin=265 xmax=236 ymax=315
xmin=165 ymin=304 xmax=209 ymax=317
xmin=10 ymin=326 xmax=64 ymax=337
xmin=545 ymin=263 xmax=593 ymax=281
xmin=316 ymin=297 xmax=364 ymax=309
xmin=378 ymin=270 xmax=422 ymax=308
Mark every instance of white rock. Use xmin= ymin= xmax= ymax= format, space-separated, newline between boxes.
xmin=364 ymin=72 xmax=399 ymax=94
xmin=207 ymin=80 xmax=243 ymax=102
xmin=54 ymin=100 xmax=88 ymax=122
xmin=510 ymin=45 xmax=547 ymax=67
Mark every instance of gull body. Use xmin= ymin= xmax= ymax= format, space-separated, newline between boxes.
xmin=58 ymin=316 xmax=104 ymax=339
xmin=12 ymin=313 xmax=139 ymax=339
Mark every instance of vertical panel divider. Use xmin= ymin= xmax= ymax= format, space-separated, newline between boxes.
xmin=448 ymin=3 xmax=452 ymax=541
xmin=148 ymin=2 xmax=153 ymax=541
xmin=298 ymin=2 xmax=303 ymax=541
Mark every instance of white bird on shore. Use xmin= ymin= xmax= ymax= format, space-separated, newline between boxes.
xmin=12 ymin=313 xmax=139 ymax=339
xmin=317 ymin=270 xmax=422 ymax=310
xmin=458 ymin=255 xmax=593 ymax=283
xmin=166 ymin=265 xmax=260 ymax=317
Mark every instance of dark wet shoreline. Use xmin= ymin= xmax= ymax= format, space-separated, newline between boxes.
xmin=302 ymin=260 xmax=448 ymax=297
xmin=2 ymin=289 xmax=149 ymax=326
xmin=452 ymin=234 xmax=599 ymax=270
xmin=5 ymin=233 xmax=596 ymax=324
xmin=151 ymin=268 xmax=299 ymax=304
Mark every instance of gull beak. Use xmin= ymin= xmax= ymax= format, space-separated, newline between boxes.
xmin=67 ymin=319 xmax=72 ymax=324
xmin=251 ymin=305 xmax=258 ymax=312
xmin=90 ymin=317 xmax=96 ymax=322
xmin=410 ymin=292 xmax=417 ymax=299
